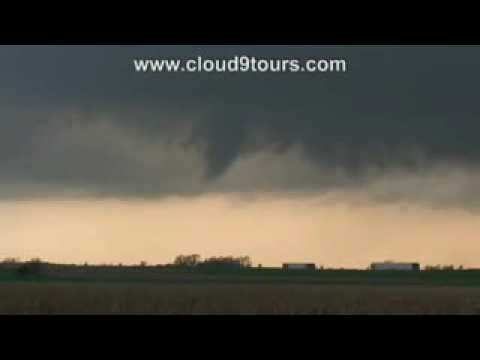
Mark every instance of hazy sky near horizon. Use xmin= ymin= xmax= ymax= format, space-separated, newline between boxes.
xmin=2 ymin=45 xmax=480 ymax=267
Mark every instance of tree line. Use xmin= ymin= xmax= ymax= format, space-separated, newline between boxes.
xmin=173 ymin=254 xmax=252 ymax=269
xmin=0 ymin=254 xmax=253 ymax=276
xmin=1 ymin=257 xmax=472 ymax=273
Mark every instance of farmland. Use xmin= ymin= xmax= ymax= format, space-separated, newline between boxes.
xmin=2 ymin=264 xmax=480 ymax=314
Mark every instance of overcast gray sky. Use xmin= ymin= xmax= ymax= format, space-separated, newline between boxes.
xmin=2 ymin=45 xmax=480 ymax=209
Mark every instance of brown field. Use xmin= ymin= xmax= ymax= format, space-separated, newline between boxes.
xmin=2 ymin=282 xmax=480 ymax=314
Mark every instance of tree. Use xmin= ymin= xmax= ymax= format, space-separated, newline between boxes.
xmin=238 ymin=256 xmax=252 ymax=268
xmin=17 ymin=258 xmax=45 ymax=277
xmin=174 ymin=254 xmax=201 ymax=267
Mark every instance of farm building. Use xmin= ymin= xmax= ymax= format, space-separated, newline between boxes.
xmin=282 ymin=263 xmax=316 ymax=270
xmin=370 ymin=262 xmax=420 ymax=271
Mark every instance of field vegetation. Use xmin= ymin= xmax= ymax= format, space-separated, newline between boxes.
xmin=1 ymin=258 xmax=479 ymax=314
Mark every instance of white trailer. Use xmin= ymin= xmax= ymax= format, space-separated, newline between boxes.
xmin=370 ymin=262 xmax=420 ymax=271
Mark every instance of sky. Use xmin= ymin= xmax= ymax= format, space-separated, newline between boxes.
xmin=1 ymin=45 xmax=480 ymax=268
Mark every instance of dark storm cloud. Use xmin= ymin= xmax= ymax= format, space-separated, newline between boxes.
xmin=1 ymin=45 xmax=480 ymax=205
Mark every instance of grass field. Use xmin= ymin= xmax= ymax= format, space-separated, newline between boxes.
xmin=2 ymin=282 xmax=480 ymax=314
xmin=2 ymin=265 xmax=480 ymax=314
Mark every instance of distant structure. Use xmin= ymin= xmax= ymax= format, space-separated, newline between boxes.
xmin=197 ymin=257 xmax=245 ymax=270
xmin=370 ymin=262 xmax=420 ymax=271
xmin=282 ymin=263 xmax=316 ymax=270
